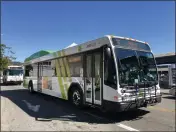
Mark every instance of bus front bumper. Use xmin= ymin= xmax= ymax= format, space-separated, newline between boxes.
xmin=5 ymin=80 xmax=23 ymax=84
xmin=103 ymin=95 xmax=162 ymax=112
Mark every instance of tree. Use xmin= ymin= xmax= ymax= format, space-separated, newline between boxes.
xmin=0 ymin=44 xmax=16 ymax=71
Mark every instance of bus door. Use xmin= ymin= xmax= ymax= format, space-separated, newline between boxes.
xmin=85 ymin=50 xmax=102 ymax=105
xmin=37 ymin=63 xmax=43 ymax=92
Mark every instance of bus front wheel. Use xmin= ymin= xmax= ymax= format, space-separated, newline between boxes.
xmin=70 ymin=88 xmax=83 ymax=108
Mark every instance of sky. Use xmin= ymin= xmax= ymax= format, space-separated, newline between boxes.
xmin=1 ymin=1 xmax=175 ymax=62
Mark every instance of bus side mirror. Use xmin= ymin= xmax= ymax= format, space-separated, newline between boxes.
xmin=105 ymin=47 xmax=111 ymax=59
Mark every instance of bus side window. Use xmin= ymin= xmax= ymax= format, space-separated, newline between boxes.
xmin=24 ymin=67 xmax=29 ymax=77
xmin=68 ymin=55 xmax=82 ymax=77
xmin=25 ymin=65 xmax=33 ymax=77
xmin=104 ymin=47 xmax=117 ymax=89
xmin=32 ymin=63 xmax=38 ymax=77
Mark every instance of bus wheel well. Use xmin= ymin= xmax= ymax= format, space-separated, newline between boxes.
xmin=68 ymin=83 xmax=83 ymax=101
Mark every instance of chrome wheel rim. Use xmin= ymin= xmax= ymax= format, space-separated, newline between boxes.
xmin=72 ymin=90 xmax=81 ymax=106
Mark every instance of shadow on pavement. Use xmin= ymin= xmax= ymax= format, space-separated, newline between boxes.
xmin=0 ymin=88 xmax=150 ymax=124
xmin=0 ymin=83 xmax=20 ymax=86
xmin=162 ymin=96 xmax=176 ymax=100
xmin=161 ymin=92 xmax=171 ymax=95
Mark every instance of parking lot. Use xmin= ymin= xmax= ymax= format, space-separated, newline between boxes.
xmin=1 ymin=85 xmax=175 ymax=131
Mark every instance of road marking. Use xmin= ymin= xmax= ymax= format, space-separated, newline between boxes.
xmin=23 ymin=100 xmax=40 ymax=112
xmin=84 ymin=111 xmax=140 ymax=131
xmin=84 ymin=112 xmax=139 ymax=131
xmin=148 ymin=106 xmax=176 ymax=113
xmin=117 ymin=123 xmax=139 ymax=131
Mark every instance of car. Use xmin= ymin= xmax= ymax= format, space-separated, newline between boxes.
xmin=169 ymin=86 xmax=176 ymax=96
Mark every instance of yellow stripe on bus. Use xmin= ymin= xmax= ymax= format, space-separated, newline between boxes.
xmin=59 ymin=57 xmax=68 ymax=95
xmin=56 ymin=54 xmax=66 ymax=99
xmin=63 ymin=57 xmax=72 ymax=84
xmin=61 ymin=51 xmax=70 ymax=92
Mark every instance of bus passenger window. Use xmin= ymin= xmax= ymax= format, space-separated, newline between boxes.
xmin=68 ymin=55 xmax=82 ymax=77
xmin=25 ymin=65 xmax=33 ymax=77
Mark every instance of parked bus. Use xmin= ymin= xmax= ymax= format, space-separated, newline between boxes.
xmin=23 ymin=35 xmax=161 ymax=112
xmin=3 ymin=65 xmax=24 ymax=85
xmin=157 ymin=64 xmax=176 ymax=88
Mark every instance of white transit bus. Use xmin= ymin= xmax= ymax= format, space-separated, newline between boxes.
xmin=3 ymin=65 xmax=24 ymax=85
xmin=23 ymin=35 xmax=161 ymax=112
xmin=157 ymin=64 xmax=176 ymax=88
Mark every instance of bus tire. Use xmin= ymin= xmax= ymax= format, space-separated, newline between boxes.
xmin=69 ymin=87 xmax=83 ymax=108
xmin=28 ymin=81 xmax=34 ymax=93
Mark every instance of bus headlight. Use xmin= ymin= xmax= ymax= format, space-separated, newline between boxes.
xmin=151 ymin=86 xmax=158 ymax=91
xmin=121 ymin=89 xmax=126 ymax=93
xmin=151 ymin=86 xmax=155 ymax=90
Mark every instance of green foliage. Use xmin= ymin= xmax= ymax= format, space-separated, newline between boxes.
xmin=0 ymin=44 xmax=16 ymax=71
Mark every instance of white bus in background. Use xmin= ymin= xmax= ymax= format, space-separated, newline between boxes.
xmin=157 ymin=64 xmax=176 ymax=96
xmin=23 ymin=35 xmax=161 ymax=112
xmin=3 ymin=65 xmax=24 ymax=85
xmin=157 ymin=64 xmax=176 ymax=88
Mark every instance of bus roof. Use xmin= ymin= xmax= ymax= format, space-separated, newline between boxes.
xmin=110 ymin=35 xmax=147 ymax=44
xmin=24 ymin=50 xmax=54 ymax=62
xmin=6 ymin=65 xmax=23 ymax=70
xmin=24 ymin=36 xmax=109 ymax=65
xmin=23 ymin=35 xmax=150 ymax=65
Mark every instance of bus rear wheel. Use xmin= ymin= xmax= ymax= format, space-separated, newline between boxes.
xmin=70 ymin=88 xmax=83 ymax=108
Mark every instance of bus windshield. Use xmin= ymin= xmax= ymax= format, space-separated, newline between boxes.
xmin=115 ymin=48 xmax=158 ymax=87
xmin=8 ymin=69 xmax=23 ymax=76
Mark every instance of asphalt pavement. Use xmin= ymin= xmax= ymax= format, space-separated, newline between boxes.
xmin=1 ymin=85 xmax=175 ymax=131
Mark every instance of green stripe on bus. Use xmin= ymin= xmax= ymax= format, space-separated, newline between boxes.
xmin=62 ymin=50 xmax=65 ymax=56
xmin=59 ymin=58 xmax=67 ymax=82
xmin=53 ymin=52 xmax=57 ymax=58
xmin=78 ymin=45 xmax=82 ymax=52
xmin=58 ymin=51 xmax=61 ymax=57
xmin=63 ymin=57 xmax=72 ymax=84
xmin=60 ymin=51 xmax=69 ymax=93
xmin=56 ymin=58 xmax=66 ymax=99
xmin=59 ymin=56 xmax=68 ymax=99
xmin=54 ymin=51 xmax=66 ymax=99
